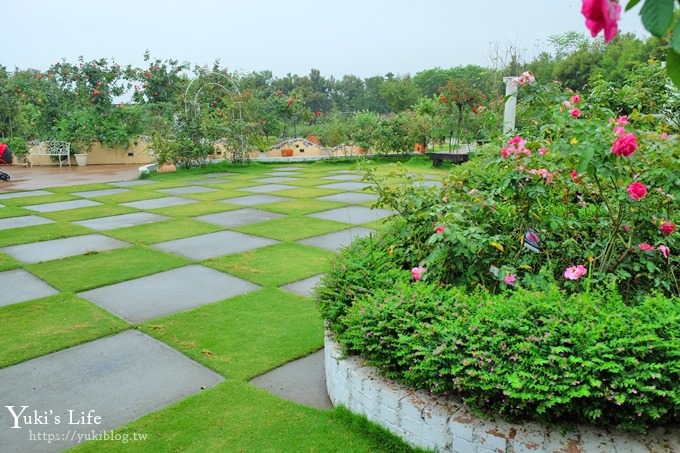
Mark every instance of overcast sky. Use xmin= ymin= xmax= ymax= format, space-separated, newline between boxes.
xmin=1 ymin=0 xmax=648 ymax=78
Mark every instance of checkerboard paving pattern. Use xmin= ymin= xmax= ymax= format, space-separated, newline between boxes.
xmin=0 ymin=163 xmax=441 ymax=451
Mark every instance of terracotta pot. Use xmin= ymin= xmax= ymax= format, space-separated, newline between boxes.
xmin=414 ymin=143 xmax=426 ymax=153
xmin=157 ymin=162 xmax=177 ymax=173
xmin=307 ymin=135 xmax=320 ymax=144
xmin=281 ymin=148 xmax=294 ymax=157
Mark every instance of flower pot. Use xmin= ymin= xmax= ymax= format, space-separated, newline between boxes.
xmin=281 ymin=148 xmax=294 ymax=157
xmin=74 ymin=153 xmax=88 ymax=167
xmin=307 ymin=135 xmax=320 ymax=144
xmin=157 ymin=162 xmax=177 ymax=173
xmin=414 ymin=144 xmax=426 ymax=153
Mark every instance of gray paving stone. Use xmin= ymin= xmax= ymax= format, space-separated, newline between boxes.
xmin=0 ymin=215 xmax=55 ymax=231
xmin=0 ymin=203 xmax=5 ymax=208
xmin=152 ymin=230 xmax=277 ymax=260
xmin=254 ymin=176 xmax=301 ymax=183
xmin=298 ymin=227 xmax=373 ymax=252
xmin=73 ymin=212 xmax=169 ymax=231
xmin=308 ymin=206 xmax=392 ymax=225
xmin=110 ymin=179 xmax=155 ymax=187
xmin=159 ymin=186 xmax=218 ymax=195
xmin=189 ymin=177 xmax=230 ymax=184
xmin=319 ymin=181 xmax=374 ymax=191
xmin=72 ymin=188 xmax=130 ymax=198
xmin=25 ymin=199 xmax=102 ymax=213
xmin=2 ymin=234 xmax=129 ymax=264
xmin=281 ymin=274 xmax=323 ymax=298
xmin=317 ymin=193 xmax=378 ymax=204
xmin=225 ymin=195 xmax=290 ymax=206
xmin=323 ymin=174 xmax=362 ymax=181
xmin=250 ymin=349 xmax=331 ymax=410
xmin=0 ymin=190 xmax=52 ymax=200
xmin=79 ymin=265 xmax=259 ymax=322
xmin=242 ymin=184 xmax=297 ymax=193
xmin=196 ymin=208 xmax=285 ymax=227
xmin=121 ymin=196 xmax=196 ymax=210
xmin=1 ymin=269 xmax=59 ymax=307
xmin=0 ymin=330 xmax=223 ymax=453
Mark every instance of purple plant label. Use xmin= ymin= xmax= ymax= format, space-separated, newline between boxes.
xmin=524 ymin=228 xmax=541 ymax=253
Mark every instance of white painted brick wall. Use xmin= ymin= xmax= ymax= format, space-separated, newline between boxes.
xmin=324 ymin=332 xmax=680 ymax=453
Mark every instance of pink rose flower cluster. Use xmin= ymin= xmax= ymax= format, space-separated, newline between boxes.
xmin=626 ymin=181 xmax=647 ymax=201
xmin=581 ymin=0 xmax=621 ymax=43
xmin=528 ymin=168 xmax=555 ymax=184
xmin=660 ymin=221 xmax=676 ymax=236
xmin=411 ymin=266 xmax=426 ymax=281
xmin=639 ymin=243 xmax=671 ymax=259
xmin=564 ymin=264 xmax=587 ymax=280
xmin=511 ymin=71 xmax=536 ymax=86
xmin=500 ymin=136 xmax=531 ymax=158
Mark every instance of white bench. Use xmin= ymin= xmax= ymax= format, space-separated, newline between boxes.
xmin=30 ymin=140 xmax=71 ymax=167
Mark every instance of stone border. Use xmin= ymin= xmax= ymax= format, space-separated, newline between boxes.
xmin=324 ymin=332 xmax=679 ymax=452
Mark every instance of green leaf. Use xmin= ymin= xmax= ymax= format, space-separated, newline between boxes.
xmin=626 ymin=0 xmax=642 ymax=10
xmin=667 ymin=48 xmax=680 ymax=90
xmin=577 ymin=147 xmax=594 ymax=174
xmin=640 ymin=0 xmax=674 ymax=37
xmin=672 ymin=20 xmax=680 ymax=54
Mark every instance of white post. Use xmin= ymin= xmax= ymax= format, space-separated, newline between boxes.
xmin=503 ymin=77 xmax=518 ymax=134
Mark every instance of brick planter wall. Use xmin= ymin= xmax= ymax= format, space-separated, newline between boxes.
xmin=324 ymin=332 xmax=679 ymax=452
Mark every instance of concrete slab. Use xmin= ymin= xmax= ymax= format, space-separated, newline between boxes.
xmin=281 ymin=274 xmax=323 ymax=298
xmin=122 ymin=196 xmax=196 ymax=210
xmin=78 ymin=265 xmax=259 ymax=322
xmin=25 ymin=199 xmax=102 ymax=213
xmin=1 ymin=269 xmax=59 ymax=307
xmin=323 ymin=174 xmax=362 ymax=181
xmin=73 ymin=212 xmax=169 ymax=231
xmin=308 ymin=206 xmax=392 ymax=225
xmin=254 ymin=177 xmax=300 ymax=183
xmin=2 ymin=234 xmax=129 ymax=264
xmin=0 ymin=215 xmax=55 ymax=231
xmin=242 ymin=184 xmax=297 ymax=193
xmin=110 ymin=179 xmax=155 ymax=187
xmin=152 ymin=230 xmax=277 ymax=260
xmin=250 ymin=349 xmax=331 ymax=410
xmin=0 ymin=190 xmax=53 ymax=200
xmin=319 ymin=182 xmax=373 ymax=191
xmin=0 ymin=330 xmax=224 ymax=453
xmin=196 ymin=208 xmax=285 ymax=227
xmin=160 ymin=186 xmax=218 ymax=195
xmin=298 ymin=227 xmax=373 ymax=252
xmin=317 ymin=193 xmax=378 ymax=204
xmin=225 ymin=195 xmax=291 ymax=206
xmin=189 ymin=177 xmax=230 ymax=184
xmin=72 ymin=188 xmax=130 ymax=198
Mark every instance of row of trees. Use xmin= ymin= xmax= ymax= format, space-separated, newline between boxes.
xmin=0 ymin=32 xmax=675 ymax=161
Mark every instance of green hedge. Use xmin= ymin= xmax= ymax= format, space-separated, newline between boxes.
xmin=319 ymin=237 xmax=680 ymax=432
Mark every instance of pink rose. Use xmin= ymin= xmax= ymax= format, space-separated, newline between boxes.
xmin=571 ymin=95 xmax=581 ymax=104
xmin=411 ymin=266 xmax=426 ymax=281
xmin=503 ymin=274 xmax=517 ymax=285
xmin=660 ymin=221 xmax=676 ymax=236
xmin=613 ymin=126 xmax=626 ymax=136
xmin=564 ymin=264 xmax=587 ymax=280
xmin=435 ymin=225 xmax=445 ymax=234
xmin=626 ymin=182 xmax=647 ymax=201
xmin=570 ymin=108 xmax=582 ymax=118
xmin=611 ymin=133 xmax=638 ymax=157
xmin=638 ymin=243 xmax=653 ymax=251
xmin=581 ymin=0 xmax=621 ymax=42
xmin=660 ymin=133 xmax=669 ymax=139
xmin=501 ymin=148 xmax=510 ymax=158
xmin=617 ymin=115 xmax=629 ymax=126
xmin=658 ymin=245 xmax=670 ymax=259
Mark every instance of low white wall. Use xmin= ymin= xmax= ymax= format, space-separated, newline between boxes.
xmin=324 ymin=332 xmax=679 ymax=453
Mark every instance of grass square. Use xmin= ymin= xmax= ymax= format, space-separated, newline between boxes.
xmin=104 ymin=218 xmax=223 ymax=245
xmin=142 ymin=287 xmax=323 ymax=380
xmin=3 ymin=193 xmax=77 ymax=207
xmin=273 ymin=187 xmax=342 ymax=199
xmin=0 ymin=253 xmax=20 ymax=271
xmin=0 ymin=294 xmax=128 ymax=369
xmin=38 ymin=204 xmax=137 ymax=222
xmin=27 ymin=246 xmax=189 ymax=293
xmin=0 ymin=223 xmax=92 ymax=247
xmin=259 ymin=199 xmax=345 ymax=216
xmin=0 ymin=206 xmax=29 ymax=219
xmin=50 ymin=183 xmax=116 ymax=193
xmin=233 ymin=216 xmax=349 ymax=241
xmin=205 ymin=243 xmax=333 ymax=286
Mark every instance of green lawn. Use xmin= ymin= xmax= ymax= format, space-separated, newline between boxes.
xmin=0 ymin=158 xmax=444 ymax=452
